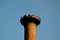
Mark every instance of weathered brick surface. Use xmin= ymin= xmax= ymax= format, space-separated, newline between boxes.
xmin=24 ymin=23 xmax=36 ymax=40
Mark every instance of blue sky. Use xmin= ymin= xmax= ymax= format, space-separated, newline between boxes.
xmin=0 ymin=0 xmax=60 ymax=40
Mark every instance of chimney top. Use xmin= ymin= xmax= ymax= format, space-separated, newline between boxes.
xmin=20 ymin=14 xmax=41 ymax=26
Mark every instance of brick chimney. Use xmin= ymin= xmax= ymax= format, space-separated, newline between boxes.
xmin=20 ymin=14 xmax=41 ymax=40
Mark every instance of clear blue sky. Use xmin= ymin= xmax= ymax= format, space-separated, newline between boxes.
xmin=0 ymin=0 xmax=60 ymax=40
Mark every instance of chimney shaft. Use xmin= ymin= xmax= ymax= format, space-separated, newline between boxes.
xmin=24 ymin=23 xmax=36 ymax=40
